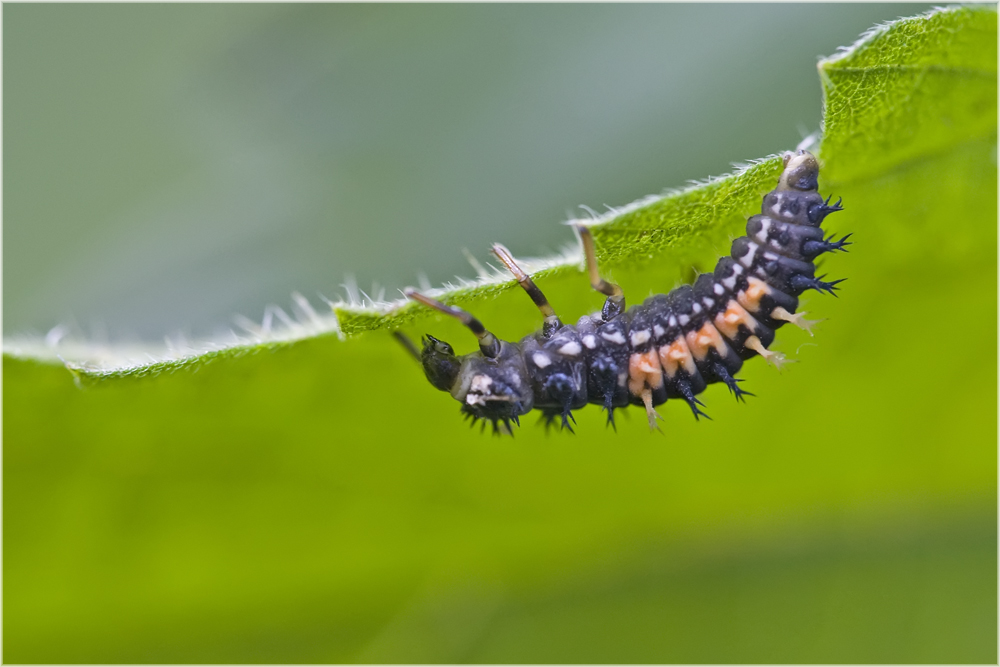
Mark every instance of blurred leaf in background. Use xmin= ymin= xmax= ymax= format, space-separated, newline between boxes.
xmin=4 ymin=4 xmax=997 ymax=664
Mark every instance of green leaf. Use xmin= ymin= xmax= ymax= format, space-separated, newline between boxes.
xmin=819 ymin=4 xmax=997 ymax=183
xmin=5 ymin=7 xmax=997 ymax=663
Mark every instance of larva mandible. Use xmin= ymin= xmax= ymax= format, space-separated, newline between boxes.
xmin=398 ymin=150 xmax=849 ymax=434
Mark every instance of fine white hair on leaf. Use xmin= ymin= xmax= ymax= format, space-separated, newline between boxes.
xmin=316 ymin=292 xmax=338 ymax=314
xmin=234 ymin=314 xmax=265 ymax=339
xmin=45 ymin=324 xmax=69 ymax=348
xmin=260 ymin=307 xmax=274 ymax=334
xmin=272 ymin=306 xmax=297 ymax=330
xmin=461 ymin=248 xmax=490 ymax=279
xmin=291 ymin=292 xmax=322 ymax=328
xmin=341 ymin=275 xmax=361 ymax=306
xmin=578 ymin=204 xmax=601 ymax=221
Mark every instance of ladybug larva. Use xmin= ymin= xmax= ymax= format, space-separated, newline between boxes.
xmin=399 ymin=150 xmax=849 ymax=434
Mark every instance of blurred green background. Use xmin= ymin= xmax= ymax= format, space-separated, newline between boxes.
xmin=4 ymin=4 xmax=996 ymax=663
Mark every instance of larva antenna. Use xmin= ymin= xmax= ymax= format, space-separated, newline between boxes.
xmin=404 ymin=289 xmax=501 ymax=359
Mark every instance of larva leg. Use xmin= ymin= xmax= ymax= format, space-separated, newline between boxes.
xmin=640 ymin=387 xmax=662 ymax=432
xmin=770 ymin=307 xmax=821 ymax=336
xmin=575 ymin=224 xmax=626 ymax=321
xmin=492 ymin=243 xmax=562 ymax=337
xmin=745 ymin=336 xmax=789 ymax=370
xmin=404 ymin=289 xmax=501 ymax=358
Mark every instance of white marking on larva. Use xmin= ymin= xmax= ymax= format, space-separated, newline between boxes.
xmin=771 ymin=202 xmax=782 ymax=216
xmin=678 ymin=314 xmax=690 ymax=326
xmin=470 ymin=374 xmax=493 ymax=393
xmin=668 ymin=315 xmax=678 ymax=327
xmin=602 ymin=331 xmax=626 ymax=345
xmin=532 ymin=352 xmax=552 ymax=368
xmin=582 ymin=335 xmax=597 ymax=349
xmin=653 ymin=324 xmax=665 ymax=337
xmin=763 ymin=251 xmax=779 ymax=261
xmin=631 ymin=330 xmax=651 ymax=346
xmin=755 ymin=227 xmax=769 ymax=243
xmin=737 ymin=241 xmax=758 ymax=268
xmin=703 ymin=297 xmax=715 ymax=307
xmin=692 ymin=303 xmax=702 ymax=314
xmin=558 ymin=341 xmax=582 ymax=356
xmin=723 ymin=276 xmax=737 ymax=289
xmin=466 ymin=374 xmax=493 ymax=406
xmin=713 ymin=283 xmax=725 ymax=296
xmin=734 ymin=263 xmax=744 ymax=275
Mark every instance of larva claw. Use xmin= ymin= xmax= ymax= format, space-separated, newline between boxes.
xmin=745 ymin=336 xmax=789 ymax=370
xmin=640 ymin=388 xmax=663 ymax=432
xmin=770 ymin=306 xmax=822 ymax=336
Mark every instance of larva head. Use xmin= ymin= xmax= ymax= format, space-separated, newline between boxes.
xmin=420 ymin=335 xmax=462 ymax=392
xmin=778 ymin=150 xmax=820 ymax=192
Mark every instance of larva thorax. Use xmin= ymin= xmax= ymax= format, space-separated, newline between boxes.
xmin=407 ymin=150 xmax=849 ymax=434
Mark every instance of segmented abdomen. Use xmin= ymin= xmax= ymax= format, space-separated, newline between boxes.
xmin=522 ymin=172 xmax=845 ymax=424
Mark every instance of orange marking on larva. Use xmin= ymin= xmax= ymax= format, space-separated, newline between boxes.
xmin=685 ymin=322 xmax=728 ymax=361
xmin=628 ymin=350 xmax=663 ymax=395
xmin=658 ymin=336 xmax=697 ymax=378
xmin=715 ymin=300 xmax=759 ymax=339
xmin=737 ymin=277 xmax=772 ymax=313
